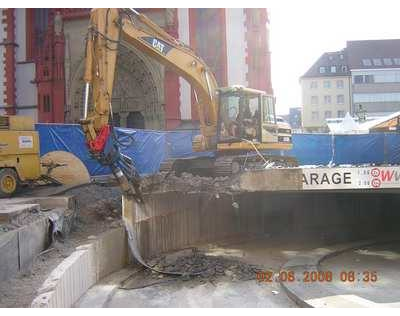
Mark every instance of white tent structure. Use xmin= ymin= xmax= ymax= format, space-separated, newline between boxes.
xmin=326 ymin=111 xmax=400 ymax=134
xmin=326 ymin=113 xmax=368 ymax=134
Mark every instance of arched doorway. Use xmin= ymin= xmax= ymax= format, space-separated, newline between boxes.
xmin=126 ymin=111 xmax=145 ymax=129
xmin=68 ymin=45 xmax=165 ymax=129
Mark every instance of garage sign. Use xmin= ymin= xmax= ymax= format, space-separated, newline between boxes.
xmin=302 ymin=167 xmax=400 ymax=190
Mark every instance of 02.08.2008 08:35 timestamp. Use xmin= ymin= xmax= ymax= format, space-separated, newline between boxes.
xmin=256 ymin=270 xmax=378 ymax=283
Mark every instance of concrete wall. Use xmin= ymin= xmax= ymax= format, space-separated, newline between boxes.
xmin=31 ymin=228 xmax=128 ymax=308
xmin=125 ymin=191 xmax=399 ymax=259
xmin=0 ymin=217 xmax=49 ymax=282
xmin=0 ymin=196 xmax=77 ymax=282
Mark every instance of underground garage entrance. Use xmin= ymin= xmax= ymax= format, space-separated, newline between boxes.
xmin=71 ymin=187 xmax=400 ymax=307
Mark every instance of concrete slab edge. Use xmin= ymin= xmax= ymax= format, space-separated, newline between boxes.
xmin=31 ymin=227 xmax=127 ymax=308
xmin=279 ymin=235 xmax=400 ymax=308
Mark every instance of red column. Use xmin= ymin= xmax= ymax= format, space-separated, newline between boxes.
xmin=52 ymin=13 xmax=66 ymax=123
xmin=35 ymin=9 xmax=66 ymax=123
xmin=244 ymin=9 xmax=273 ymax=94
xmin=188 ymin=9 xmax=228 ymax=122
xmin=3 ymin=8 xmax=16 ymax=115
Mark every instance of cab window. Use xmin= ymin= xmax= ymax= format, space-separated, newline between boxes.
xmin=263 ymin=96 xmax=276 ymax=124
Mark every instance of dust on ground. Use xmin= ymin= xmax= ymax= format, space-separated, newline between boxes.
xmin=0 ymin=183 xmax=123 ymax=308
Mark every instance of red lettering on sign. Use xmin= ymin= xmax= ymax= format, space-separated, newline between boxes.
xmin=381 ymin=170 xmax=394 ymax=182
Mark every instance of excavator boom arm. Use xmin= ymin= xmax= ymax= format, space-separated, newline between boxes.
xmin=82 ymin=8 xmax=219 ymax=150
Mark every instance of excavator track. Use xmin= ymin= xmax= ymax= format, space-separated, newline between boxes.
xmin=159 ymin=154 xmax=298 ymax=178
xmin=214 ymin=154 xmax=298 ymax=177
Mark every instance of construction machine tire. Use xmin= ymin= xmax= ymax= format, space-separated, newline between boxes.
xmin=40 ymin=151 xmax=91 ymax=186
xmin=0 ymin=168 xmax=19 ymax=198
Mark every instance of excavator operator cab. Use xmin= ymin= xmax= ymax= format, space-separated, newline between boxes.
xmin=217 ymin=86 xmax=279 ymax=145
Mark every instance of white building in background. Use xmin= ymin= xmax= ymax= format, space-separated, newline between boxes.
xmin=300 ymin=50 xmax=351 ymax=132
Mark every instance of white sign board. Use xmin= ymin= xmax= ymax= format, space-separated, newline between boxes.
xmin=18 ymin=135 xmax=33 ymax=149
xmin=302 ymin=166 xmax=400 ymax=190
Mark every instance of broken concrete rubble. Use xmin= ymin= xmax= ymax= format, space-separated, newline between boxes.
xmin=140 ymin=168 xmax=303 ymax=195
xmin=146 ymin=248 xmax=263 ymax=281
xmin=119 ymin=248 xmax=264 ymax=291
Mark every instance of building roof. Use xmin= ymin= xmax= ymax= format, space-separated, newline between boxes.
xmin=346 ymin=39 xmax=400 ymax=70
xmin=301 ymin=50 xmax=350 ymax=78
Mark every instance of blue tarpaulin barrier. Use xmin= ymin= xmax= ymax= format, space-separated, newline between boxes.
xmin=35 ymin=124 xmax=400 ymax=176
xmin=289 ymin=133 xmax=400 ymax=166
xmin=35 ymin=124 xmax=210 ymax=176
xmin=289 ymin=134 xmax=333 ymax=165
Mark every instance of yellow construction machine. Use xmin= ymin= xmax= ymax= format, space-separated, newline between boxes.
xmin=0 ymin=115 xmax=89 ymax=197
xmin=80 ymin=8 xmax=296 ymax=200
xmin=0 ymin=115 xmax=42 ymax=197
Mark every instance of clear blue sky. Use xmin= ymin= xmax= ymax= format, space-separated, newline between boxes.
xmin=269 ymin=0 xmax=400 ymax=114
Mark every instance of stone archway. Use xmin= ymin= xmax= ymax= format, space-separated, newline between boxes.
xmin=67 ymin=44 xmax=165 ymax=130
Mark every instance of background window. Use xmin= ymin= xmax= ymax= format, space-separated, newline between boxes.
xmin=337 ymin=110 xmax=345 ymax=118
xmin=310 ymin=81 xmax=318 ymax=89
xmin=383 ymin=58 xmax=393 ymax=66
xmin=353 ymin=92 xmax=400 ymax=103
xmin=337 ymin=94 xmax=344 ymax=104
xmin=394 ymin=58 xmax=400 ymax=65
xmin=323 ymin=80 xmax=331 ymax=88
xmin=324 ymin=111 xmax=332 ymax=119
xmin=338 ymin=110 xmax=345 ymax=117
xmin=324 ymin=95 xmax=331 ymax=104
xmin=354 ymin=75 xmax=363 ymax=83
xmin=43 ymin=95 xmax=51 ymax=113
xmin=365 ymin=75 xmax=374 ymax=83
xmin=330 ymin=66 xmax=337 ymax=73
xmin=311 ymin=96 xmax=318 ymax=105
xmin=372 ymin=58 xmax=382 ymax=66
xmin=353 ymin=74 xmax=374 ymax=84
xmin=362 ymin=59 xmax=372 ymax=66
xmin=312 ymin=111 xmax=319 ymax=121
xmin=319 ymin=67 xmax=326 ymax=74
xmin=336 ymin=80 xmax=344 ymax=88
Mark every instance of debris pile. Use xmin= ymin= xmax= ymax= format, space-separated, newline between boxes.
xmin=147 ymin=248 xmax=263 ymax=281
xmin=66 ymin=184 xmax=122 ymax=221
xmin=141 ymin=172 xmax=239 ymax=195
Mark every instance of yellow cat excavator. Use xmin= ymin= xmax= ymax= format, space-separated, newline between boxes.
xmin=80 ymin=8 xmax=295 ymax=200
